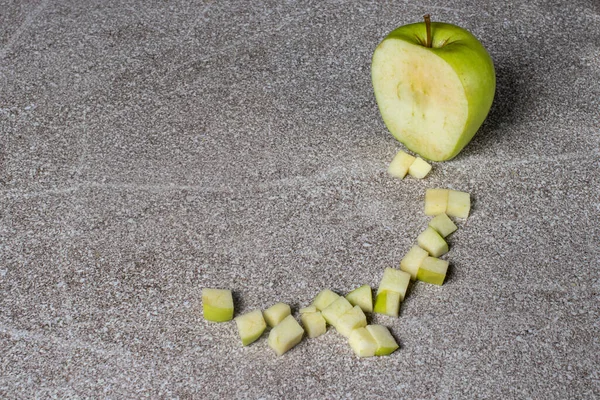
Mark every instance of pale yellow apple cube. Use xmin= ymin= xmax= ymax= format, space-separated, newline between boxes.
xmin=235 ymin=310 xmax=267 ymax=346
xmin=321 ymin=296 xmax=353 ymax=326
xmin=366 ymin=325 xmax=399 ymax=356
xmin=446 ymin=190 xmax=471 ymax=218
xmin=268 ymin=315 xmax=304 ymax=356
xmin=400 ymin=245 xmax=428 ymax=280
xmin=376 ymin=267 xmax=411 ymax=301
xmin=408 ymin=157 xmax=432 ymax=179
xmin=312 ymin=289 xmax=340 ymax=311
xmin=417 ymin=256 xmax=449 ymax=286
xmin=417 ymin=226 xmax=448 ymax=257
xmin=299 ymin=305 xmax=317 ymax=314
xmin=373 ymin=290 xmax=401 ymax=317
xmin=202 ymin=288 xmax=234 ymax=322
xmin=424 ymin=188 xmax=449 ymax=216
xmin=300 ymin=311 xmax=326 ymax=339
xmin=428 ymin=212 xmax=457 ymax=237
xmin=263 ymin=302 xmax=291 ymax=327
xmin=336 ymin=305 xmax=368 ymax=338
xmin=345 ymin=284 xmax=373 ymax=312
xmin=348 ymin=327 xmax=377 ymax=358
xmin=387 ymin=150 xmax=416 ymax=179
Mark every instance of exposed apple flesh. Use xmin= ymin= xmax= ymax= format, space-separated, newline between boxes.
xmin=372 ymin=19 xmax=495 ymax=161
xmin=417 ymin=256 xmax=449 ymax=285
xmin=400 ymin=245 xmax=428 ymax=280
xmin=446 ymin=190 xmax=471 ymax=218
xmin=336 ymin=305 xmax=368 ymax=338
xmin=202 ymin=288 xmax=234 ymax=322
xmin=349 ymin=327 xmax=377 ymax=357
xmin=366 ymin=325 xmax=399 ymax=356
xmin=268 ymin=315 xmax=304 ymax=356
xmin=417 ymin=226 xmax=448 ymax=257
xmin=373 ymin=290 xmax=401 ymax=317
xmin=408 ymin=157 xmax=432 ymax=179
xmin=425 ymin=188 xmax=449 ymax=216
xmin=321 ymin=296 xmax=353 ymax=326
xmin=345 ymin=284 xmax=373 ymax=312
xmin=235 ymin=310 xmax=267 ymax=346
xmin=299 ymin=305 xmax=317 ymax=314
xmin=429 ymin=212 xmax=457 ymax=237
xmin=263 ymin=302 xmax=291 ymax=327
xmin=377 ymin=267 xmax=411 ymax=301
xmin=300 ymin=311 xmax=327 ymax=338
xmin=312 ymin=289 xmax=340 ymax=311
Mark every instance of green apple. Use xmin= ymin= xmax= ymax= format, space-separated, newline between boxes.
xmin=417 ymin=226 xmax=448 ymax=257
xmin=365 ymin=325 xmax=399 ymax=356
xmin=321 ymin=296 xmax=353 ymax=327
xmin=372 ymin=15 xmax=496 ymax=161
xmin=429 ymin=212 xmax=457 ymax=237
xmin=299 ymin=305 xmax=317 ymax=314
xmin=400 ymin=245 xmax=428 ymax=280
xmin=202 ymin=288 xmax=234 ymax=322
xmin=336 ymin=305 xmax=368 ymax=338
xmin=373 ymin=290 xmax=401 ymax=317
xmin=312 ymin=289 xmax=340 ymax=311
xmin=348 ymin=327 xmax=377 ymax=358
xmin=345 ymin=284 xmax=373 ymax=312
xmin=235 ymin=310 xmax=267 ymax=346
xmin=425 ymin=188 xmax=449 ymax=216
xmin=300 ymin=311 xmax=327 ymax=338
xmin=417 ymin=256 xmax=449 ymax=285
xmin=263 ymin=302 xmax=291 ymax=327
xmin=446 ymin=190 xmax=471 ymax=218
xmin=268 ymin=315 xmax=304 ymax=356
xmin=407 ymin=157 xmax=432 ymax=179
xmin=377 ymin=268 xmax=411 ymax=301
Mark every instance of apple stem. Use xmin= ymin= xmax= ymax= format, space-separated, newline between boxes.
xmin=424 ymin=14 xmax=432 ymax=48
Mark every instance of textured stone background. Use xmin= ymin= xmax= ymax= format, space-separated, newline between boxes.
xmin=1 ymin=0 xmax=599 ymax=398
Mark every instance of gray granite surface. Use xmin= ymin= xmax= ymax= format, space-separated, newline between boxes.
xmin=1 ymin=0 xmax=599 ymax=398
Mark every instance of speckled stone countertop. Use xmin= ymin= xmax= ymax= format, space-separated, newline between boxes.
xmin=1 ymin=0 xmax=599 ymax=398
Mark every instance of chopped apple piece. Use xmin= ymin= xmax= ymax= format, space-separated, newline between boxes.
xmin=268 ymin=315 xmax=304 ymax=356
xmin=312 ymin=289 xmax=340 ymax=311
xmin=377 ymin=267 xmax=411 ymax=301
xmin=417 ymin=226 xmax=449 ymax=257
xmin=446 ymin=190 xmax=471 ymax=218
xmin=336 ymin=305 xmax=368 ymax=338
xmin=321 ymin=296 xmax=353 ymax=327
xmin=400 ymin=245 xmax=428 ymax=280
xmin=263 ymin=303 xmax=291 ymax=327
xmin=424 ymin=188 xmax=449 ymax=216
xmin=373 ymin=290 xmax=401 ymax=317
xmin=417 ymin=256 xmax=449 ymax=286
xmin=300 ymin=311 xmax=326 ymax=338
xmin=348 ymin=327 xmax=377 ymax=357
xmin=428 ymin=213 xmax=457 ymax=237
xmin=345 ymin=285 xmax=373 ymax=312
xmin=299 ymin=305 xmax=317 ymax=314
xmin=387 ymin=150 xmax=416 ymax=179
xmin=408 ymin=157 xmax=432 ymax=179
xmin=235 ymin=309 xmax=267 ymax=346
xmin=202 ymin=288 xmax=234 ymax=322
xmin=366 ymin=325 xmax=399 ymax=356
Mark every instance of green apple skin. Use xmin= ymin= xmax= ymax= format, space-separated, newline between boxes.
xmin=372 ymin=21 xmax=496 ymax=161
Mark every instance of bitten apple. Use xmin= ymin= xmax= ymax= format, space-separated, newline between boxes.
xmin=372 ymin=16 xmax=496 ymax=161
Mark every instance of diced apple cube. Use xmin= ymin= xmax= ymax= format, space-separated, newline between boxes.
xmin=235 ymin=309 xmax=267 ymax=346
xmin=428 ymin=212 xmax=457 ymax=237
xmin=202 ymin=288 xmax=234 ymax=322
xmin=300 ymin=311 xmax=326 ymax=339
xmin=312 ymin=289 xmax=340 ymax=311
xmin=336 ymin=305 xmax=368 ymax=338
xmin=321 ymin=296 xmax=353 ymax=327
xmin=373 ymin=290 xmax=401 ymax=317
xmin=417 ymin=226 xmax=449 ymax=257
xmin=263 ymin=302 xmax=291 ymax=327
xmin=348 ymin=327 xmax=377 ymax=358
xmin=446 ymin=190 xmax=471 ymax=218
xmin=424 ymin=188 xmax=449 ymax=216
xmin=408 ymin=157 xmax=432 ymax=179
xmin=377 ymin=267 xmax=411 ymax=301
xmin=417 ymin=256 xmax=449 ymax=286
xmin=268 ymin=315 xmax=304 ymax=356
xmin=299 ymin=305 xmax=317 ymax=314
xmin=345 ymin=284 xmax=373 ymax=312
xmin=366 ymin=325 xmax=399 ymax=356
xmin=400 ymin=245 xmax=428 ymax=280
xmin=387 ymin=150 xmax=416 ymax=179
